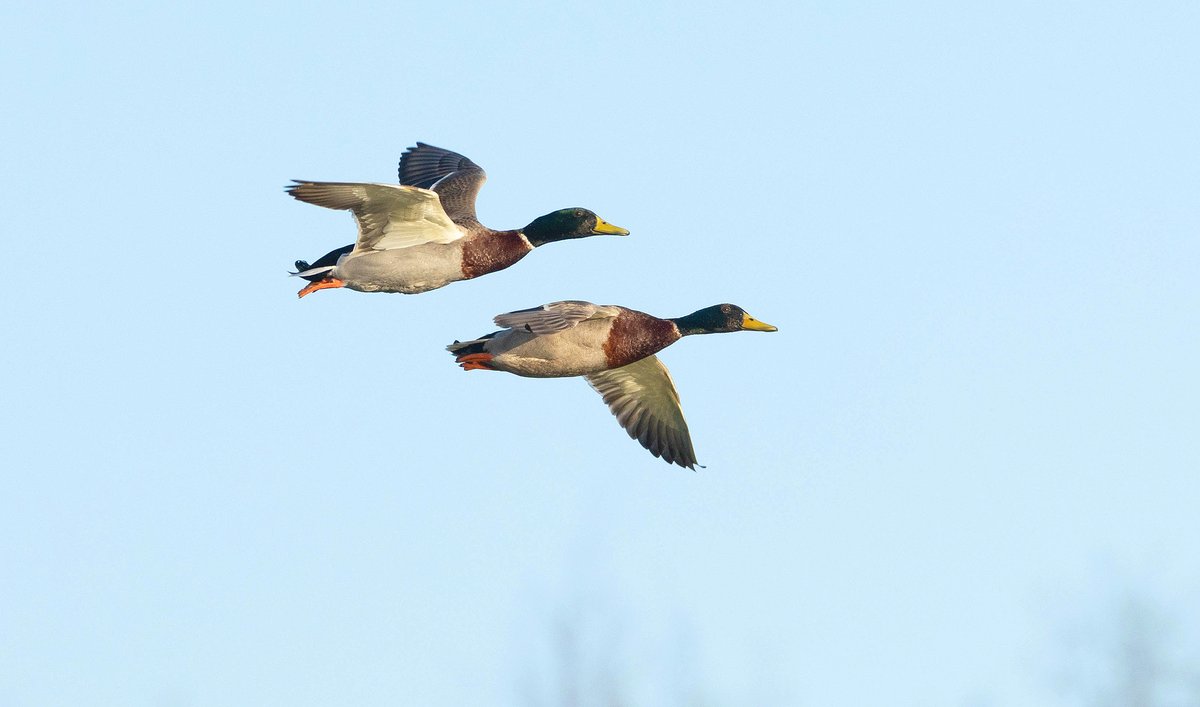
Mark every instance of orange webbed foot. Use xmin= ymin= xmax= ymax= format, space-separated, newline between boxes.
xmin=297 ymin=278 xmax=346 ymax=298
xmin=455 ymin=353 xmax=495 ymax=371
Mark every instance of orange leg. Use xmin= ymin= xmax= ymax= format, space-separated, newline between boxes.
xmin=297 ymin=278 xmax=345 ymax=299
xmin=455 ymin=352 xmax=495 ymax=370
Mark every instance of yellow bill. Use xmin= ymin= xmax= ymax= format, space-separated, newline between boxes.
xmin=591 ymin=216 xmax=630 ymax=236
xmin=741 ymin=312 xmax=778 ymax=332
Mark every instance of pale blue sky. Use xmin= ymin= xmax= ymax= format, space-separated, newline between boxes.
xmin=2 ymin=1 xmax=1198 ymax=705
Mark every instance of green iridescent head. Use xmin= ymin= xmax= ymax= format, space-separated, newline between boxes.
xmin=671 ymin=304 xmax=779 ymax=336
xmin=523 ymin=208 xmax=629 ymax=247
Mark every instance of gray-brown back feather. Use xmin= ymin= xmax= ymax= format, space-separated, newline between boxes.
xmin=492 ymin=301 xmax=619 ymax=336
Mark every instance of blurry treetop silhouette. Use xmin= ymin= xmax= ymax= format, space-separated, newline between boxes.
xmin=1049 ymin=590 xmax=1200 ymax=707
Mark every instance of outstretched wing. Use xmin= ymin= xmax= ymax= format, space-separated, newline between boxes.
xmin=398 ymin=143 xmax=487 ymax=222
xmin=585 ymin=356 xmax=699 ymax=470
xmin=287 ymin=181 xmax=463 ymax=252
xmin=492 ymin=301 xmax=620 ymax=336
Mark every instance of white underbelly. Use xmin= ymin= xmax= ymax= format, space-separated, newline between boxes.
xmin=339 ymin=245 xmax=465 ymax=294
xmin=488 ymin=329 xmax=612 ymax=378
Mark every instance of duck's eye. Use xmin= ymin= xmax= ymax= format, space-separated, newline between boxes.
xmin=721 ymin=305 xmax=732 ymax=314
xmin=574 ymin=210 xmax=584 ymax=218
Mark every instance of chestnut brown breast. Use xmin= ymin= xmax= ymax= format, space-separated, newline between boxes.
xmin=460 ymin=230 xmax=533 ymax=279
xmin=602 ymin=310 xmax=681 ymax=369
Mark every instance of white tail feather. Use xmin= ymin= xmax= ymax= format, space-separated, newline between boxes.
xmin=446 ymin=338 xmax=490 ymax=353
xmin=289 ymin=265 xmax=336 ymax=278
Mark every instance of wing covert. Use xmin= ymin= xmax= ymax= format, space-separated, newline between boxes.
xmin=492 ymin=301 xmax=618 ymax=335
xmin=287 ymin=181 xmax=463 ymax=251
xmin=585 ymin=356 xmax=699 ymax=469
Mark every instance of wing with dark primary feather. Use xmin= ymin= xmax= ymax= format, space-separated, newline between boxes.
xmin=398 ymin=143 xmax=487 ymax=223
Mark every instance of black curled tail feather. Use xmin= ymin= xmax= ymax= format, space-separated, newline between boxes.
xmin=291 ymin=244 xmax=354 ymax=281
xmin=446 ymin=333 xmax=498 ymax=357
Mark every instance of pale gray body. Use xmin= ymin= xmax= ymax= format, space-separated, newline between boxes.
xmin=333 ymin=239 xmax=467 ymax=294
xmin=474 ymin=321 xmax=614 ymax=377
xmin=455 ymin=302 xmax=623 ymax=378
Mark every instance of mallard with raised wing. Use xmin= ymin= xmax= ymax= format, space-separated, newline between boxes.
xmin=447 ymin=301 xmax=778 ymax=469
xmin=289 ymin=143 xmax=629 ymax=298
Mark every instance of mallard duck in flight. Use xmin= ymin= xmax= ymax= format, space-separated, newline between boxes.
xmin=447 ymin=301 xmax=777 ymax=469
xmin=289 ymin=143 xmax=629 ymax=298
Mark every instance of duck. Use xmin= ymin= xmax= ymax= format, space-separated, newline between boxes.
xmin=288 ymin=143 xmax=629 ymax=298
xmin=447 ymin=301 xmax=778 ymax=469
